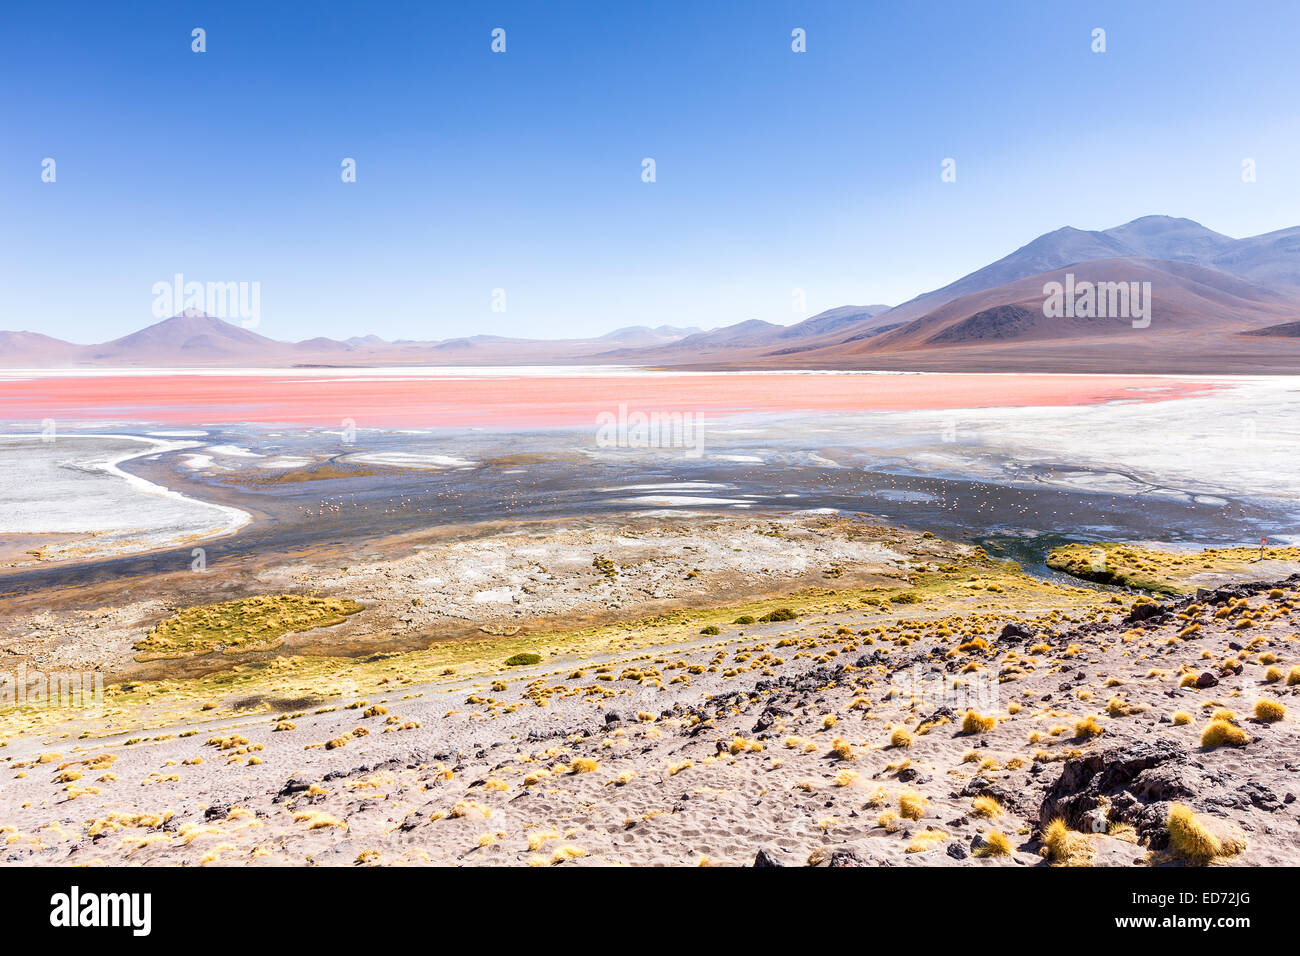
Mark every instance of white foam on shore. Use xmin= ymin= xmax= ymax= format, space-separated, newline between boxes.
xmin=613 ymin=495 xmax=754 ymax=507
xmin=206 ymin=444 xmax=262 ymax=458
xmin=346 ymin=452 xmax=478 ymax=469
xmin=807 ymin=453 xmax=845 ymax=469
xmin=599 ymin=481 xmax=735 ymax=493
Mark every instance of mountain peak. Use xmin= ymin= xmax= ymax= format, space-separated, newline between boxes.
xmin=1111 ymin=214 xmax=1203 ymax=229
xmin=1101 ymin=216 xmax=1234 ymax=262
xmin=95 ymin=310 xmax=275 ymax=357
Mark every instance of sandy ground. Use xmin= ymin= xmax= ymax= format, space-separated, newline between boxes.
xmin=1 ymin=515 xmax=1296 ymax=867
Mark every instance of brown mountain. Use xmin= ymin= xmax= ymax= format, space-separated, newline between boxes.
xmin=753 ymin=216 xmax=1300 ymax=358
xmin=86 ymin=310 xmax=287 ymax=363
xmin=0 ymin=310 xmax=707 ymax=368
xmin=685 ymin=217 xmax=1300 ymax=372
xmin=741 ymin=258 xmax=1300 ymax=373
xmin=0 ymin=331 xmax=83 ymax=366
xmin=1242 ymin=320 xmax=1300 ymax=338
xmin=5 ymin=216 xmax=1300 ymax=372
xmin=596 ymin=306 xmax=893 ymax=364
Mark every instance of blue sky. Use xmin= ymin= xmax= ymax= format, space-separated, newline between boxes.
xmin=3 ymin=0 xmax=1299 ymax=344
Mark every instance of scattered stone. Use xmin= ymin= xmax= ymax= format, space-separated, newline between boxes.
xmin=998 ymin=622 xmax=1034 ymax=643
xmin=826 ymin=847 xmax=866 ymax=867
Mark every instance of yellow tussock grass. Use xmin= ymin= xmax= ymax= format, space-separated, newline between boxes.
xmin=527 ymin=830 xmax=560 ymax=851
xmin=1167 ymin=803 xmax=1246 ymax=864
xmin=973 ymin=830 xmax=1013 ymax=857
xmin=905 ymin=830 xmax=949 ymax=853
xmin=898 ymin=789 xmax=927 ymax=821
xmin=1040 ymin=818 xmax=1093 ymax=867
xmin=1200 ymin=719 xmax=1250 ymax=748
xmin=833 ymin=768 xmax=859 ymax=787
xmin=1253 ymin=699 xmax=1286 ymax=722
xmin=1073 ymin=716 xmax=1105 ymax=739
xmin=292 ymin=811 xmax=346 ymax=831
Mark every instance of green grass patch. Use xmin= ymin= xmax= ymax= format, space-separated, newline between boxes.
xmin=134 ymin=594 xmax=364 ymax=659
xmin=503 ymin=652 xmax=543 ymax=666
xmin=1045 ymin=542 xmax=1300 ymax=595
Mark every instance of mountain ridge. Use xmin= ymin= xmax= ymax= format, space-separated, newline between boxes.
xmin=4 ymin=217 xmax=1300 ymax=372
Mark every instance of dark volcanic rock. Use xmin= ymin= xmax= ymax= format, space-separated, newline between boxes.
xmin=275 ymin=778 xmax=310 ymax=800
xmin=826 ymin=847 xmax=867 ymax=867
xmin=752 ymin=702 xmax=792 ymax=734
xmin=753 ymin=848 xmax=784 ymax=867
xmin=998 ymin=622 xmax=1034 ymax=643
xmin=1206 ymin=783 xmax=1282 ymax=813
xmin=961 ymin=777 xmax=1034 ymax=816
xmin=1126 ymin=601 xmax=1165 ymax=623
xmin=1040 ymin=739 xmax=1192 ymax=848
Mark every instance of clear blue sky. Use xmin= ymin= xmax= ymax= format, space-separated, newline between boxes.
xmin=3 ymin=0 xmax=1299 ymax=344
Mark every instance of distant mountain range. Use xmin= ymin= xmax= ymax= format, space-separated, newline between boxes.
xmin=0 ymin=313 xmax=708 ymax=368
xmin=5 ymin=216 xmax=1300 ymax=372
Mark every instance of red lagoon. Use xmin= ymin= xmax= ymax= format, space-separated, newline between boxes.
xmin=0 ymin=371 xmax=1224 ymax=428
